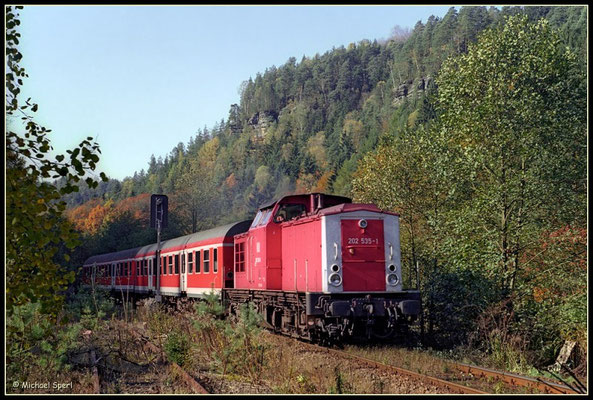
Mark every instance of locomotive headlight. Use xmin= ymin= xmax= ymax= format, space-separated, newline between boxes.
xmin=388 ymin=264 xmax=396 ymax=272
xmin=386 ymin=273 xmax=399 ymax=286
xmin=328 ymin=272 xmax=342 ymax=286
xmin=358 ymin=219 xmax=368 ymax=229
xmin=331 ymin=264 xmax=340 ymax=273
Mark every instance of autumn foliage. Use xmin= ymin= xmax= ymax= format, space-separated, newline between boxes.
xmin=66 ymin=193 xmax=151 ymax=237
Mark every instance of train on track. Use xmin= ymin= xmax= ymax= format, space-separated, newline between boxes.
xmin=82 ymin=193 xmax=421 ymax=343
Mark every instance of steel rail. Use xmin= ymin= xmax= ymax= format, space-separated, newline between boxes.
xmin=450 ymin=362 xmax=583 ymax=395
xmin=298 ymin=341 xmax=487 ymax=394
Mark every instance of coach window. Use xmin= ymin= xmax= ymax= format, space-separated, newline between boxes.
xmin=196 ymin=251 xmax=201 ymax=273
xmin=204 ymin=250 xmax=210 ymax=273
xmin=149 ymin=259 xmax=153 ymax=276
xmin=188 ymin=252 xmax=193 ymax=274
xmin=168 ymin=255 xmax=173 ymax=275
xmin=175 ymin=254 xmax=180 ymax=275
xmin=213 ymin=249 xmax=218 ymax=273
xmin=161 ymin=257 xmax=165 ymax=275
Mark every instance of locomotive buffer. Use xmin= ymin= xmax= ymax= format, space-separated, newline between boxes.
xmin=150 ymin=194 xmax=168 ymax=302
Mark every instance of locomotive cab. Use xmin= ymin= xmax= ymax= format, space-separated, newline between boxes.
xmin=233 ymin=193 xmax=351 ymax=290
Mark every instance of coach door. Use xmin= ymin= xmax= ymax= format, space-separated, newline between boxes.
xmin=147 ymin=258 xmax=154 ymax=292
xmin=180 ymin=251 xmax=188 ymax=293
xmin=111 ymin=263 xmax=116 ymax=288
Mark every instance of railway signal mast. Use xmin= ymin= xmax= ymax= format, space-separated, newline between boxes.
xmin=150 ymin=194 xmax=168 ymax=302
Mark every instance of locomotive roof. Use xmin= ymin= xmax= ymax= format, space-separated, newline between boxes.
xmin=83 ymin=220 xmax=251 ymax=266
xmin=258 ymin=192 xmax=352 ymax=210
xmin=318 ymin=203 xmax=400 ymax=217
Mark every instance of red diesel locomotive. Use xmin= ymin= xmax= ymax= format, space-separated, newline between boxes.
xmin=82 ymin=193 xmax=421 ymax=342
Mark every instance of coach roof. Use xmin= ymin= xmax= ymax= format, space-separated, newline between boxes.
xmin=83 ymin=220 xmax=252 ymax=266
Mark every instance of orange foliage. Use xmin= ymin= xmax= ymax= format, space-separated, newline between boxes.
xmin=312 ymin=171 xmax=332 ymax=193
xmin=66 ymin=193 xmax=152 ymax=235
xmin=225 ymin=173 xmax=237 ymax=189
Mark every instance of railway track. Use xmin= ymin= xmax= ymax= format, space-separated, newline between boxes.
xmin=342 ymin=343 xmax=585 ymax=395
xmin=296 ymin=339 xmax=587 ymax=394
xmin=448 ymin=361 xmax=584 ymax=394
xmin=291 ymin=339 xmax=487 ymax=394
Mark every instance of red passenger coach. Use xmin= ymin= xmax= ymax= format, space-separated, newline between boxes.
xmin=82 ymin=221 xmax=251 ymax=298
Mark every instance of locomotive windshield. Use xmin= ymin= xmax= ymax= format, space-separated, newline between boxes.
xmin=250 ymin=211 xmax=263 ymax=228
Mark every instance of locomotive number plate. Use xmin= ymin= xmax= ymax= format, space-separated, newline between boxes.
xmin=347 ymin=237 xmax=379 ymax=245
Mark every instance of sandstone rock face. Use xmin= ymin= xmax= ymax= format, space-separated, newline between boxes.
xmin=248 ymin=110 xmax=278 ymax=138
xmin=392 ymin=76 xmax=433 ymax=106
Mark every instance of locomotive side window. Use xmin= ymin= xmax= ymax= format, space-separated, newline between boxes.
xmin=213 ymin=248 xmax=218 ymax=273
xmin=274 ymin=203 xmax=307 ymax=222
xmin=188 ymin=252 xmax=193 ymax=274
xmin=204 ymin=250 xmax=210 ymax=273
xmin=235 ymin=242 xmax=245 ymax=272
xmin=196 ymin=251 xmax=201 ymax=273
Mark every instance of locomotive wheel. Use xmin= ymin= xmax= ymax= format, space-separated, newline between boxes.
xmin=372 ymin=318 xmax=396 ymax=340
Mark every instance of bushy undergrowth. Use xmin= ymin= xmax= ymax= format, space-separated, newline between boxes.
xmin=140 ymin=291 xmax=269 ymax=383
xmin=6 ymin=289 xmax=115 ymax=390
xmin=192 ymin=292 xmax=268 ymax=381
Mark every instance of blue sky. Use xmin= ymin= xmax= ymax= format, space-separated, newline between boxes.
xmin=15 ymin=5 xmax=451 ymax=180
